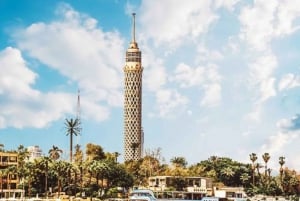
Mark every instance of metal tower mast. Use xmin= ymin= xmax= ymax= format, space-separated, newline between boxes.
xmin=76 ymin=89 xmax=82 ymax=141
xmin=77 ymin=89 xmax=81 ymax=124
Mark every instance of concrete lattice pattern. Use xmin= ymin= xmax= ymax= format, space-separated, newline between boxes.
xmin=123 ymin=13 xmax=143 ymax=161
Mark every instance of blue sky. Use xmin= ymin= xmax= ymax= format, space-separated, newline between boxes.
xmin=1 ymin=0 xmax=300 ymax=171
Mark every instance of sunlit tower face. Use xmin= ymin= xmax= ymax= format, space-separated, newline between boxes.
xmin=123 ymin=13 xmax=143 ymax=161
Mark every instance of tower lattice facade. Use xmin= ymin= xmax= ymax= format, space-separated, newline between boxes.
xmin=123 ymin=13 xmax=143 ymax=161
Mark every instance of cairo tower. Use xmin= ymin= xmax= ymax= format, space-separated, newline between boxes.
xmin=123 ymin=13 xmax=143 ymax=161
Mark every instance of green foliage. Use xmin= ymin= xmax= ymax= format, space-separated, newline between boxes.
xmin=1 ymin=144 xmax=299 ymax=199
xmin=86 ymin=143 xmax=106 ymax=161
xmin=193 ymin=156 xmax=252 ymax=187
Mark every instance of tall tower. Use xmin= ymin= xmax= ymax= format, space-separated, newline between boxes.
xmin=123 ymin=13 xmax=143 ymax=161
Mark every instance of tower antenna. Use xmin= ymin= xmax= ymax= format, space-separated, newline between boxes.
xmin=132 ymin=13 xmax=136 ymax=43
xmin=76 ymin=89 xmax=82 ymax=136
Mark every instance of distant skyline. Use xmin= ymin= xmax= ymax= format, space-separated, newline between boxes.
xmin=0 ymin=0 xmax=300 ymax=171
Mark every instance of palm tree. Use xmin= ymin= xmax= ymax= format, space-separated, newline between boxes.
xmin=73 ymin=144 xmax=83 ymax=192
xmin=279 ymin=156 xmax=285 ymax=184
xmin=262 ymin=153 xmax=270 ymax=177
xmin=65 ymin=118 xmax=81 ymax=163
xmin=16 ymin=145 xmax=29 ymax=193
xmin=52 ymin=160 xmax=69 ymax=197
xmin=249 ymin=153 xmax=258 ymax=185
xmin=170 ymin=157 xmax=187 ymax=168
xmin=221 ymin=166 xmax=235 ymax=177
xmin=5 ymin=165 xmax=17 ymax=191
xmin=256 ymin=163 xmax=263 ymax=182
xmin=240 ymin=173 xmax=250 ymax=187
xmin=24 ymin=162 xmax=34 ymax=197
xmin=39 ymin=157 xmax=52 ymax=196
xmin=49 ymin=145 xmax=63 ymax=161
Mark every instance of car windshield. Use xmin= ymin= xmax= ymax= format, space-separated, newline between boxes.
xmin=131 ymin=192 xmax=152 ymax=197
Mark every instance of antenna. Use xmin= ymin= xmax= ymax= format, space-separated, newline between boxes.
xmin=77 ymin=89 xmax=81 ymax=124
xmin=132 ymin=13 xmax=136 ymax=43
xmin=76 ymin=89 xmax=82 ymax=138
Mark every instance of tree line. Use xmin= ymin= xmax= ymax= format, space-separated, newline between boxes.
xmin=1 ymin=144 xmax=300 ymax=198
xmin=0 ymin=118 xmax=299 ymax=198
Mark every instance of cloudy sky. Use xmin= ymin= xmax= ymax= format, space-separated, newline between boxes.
xmin=1 ymin=0 xmax=300 ymax=171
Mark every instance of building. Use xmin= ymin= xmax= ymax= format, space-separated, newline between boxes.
xmin=148 ymin=176 xmax=213 ymax=200
xmin=27 ymin=145 xmax=43 ymax=161
xmin=213 ymin=186 xmax=247 ymax=201
xmin=123 ymin=13 xmax=143 ymax=161
xmin=0 ymin=152 xmax=24 ymax=198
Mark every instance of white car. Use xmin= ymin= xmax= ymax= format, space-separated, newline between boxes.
xmin=129 ymin=189 xmax=157 ymax=201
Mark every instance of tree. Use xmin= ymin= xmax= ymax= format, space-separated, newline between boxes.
xmin=240 ymin=173 xmax=250 ymax=187
xmin=65 ymin=118 xmax=81 ymax=163
xmin=86 ymin=143 xmax=105 ymax=161
xmin=74 ymin=144 xmax=83 ymax=164
xmin=17 ymin=145 xmax=30 ymax=191
xmin=4 ymin=165 xmax=17 ymax=191
xmin=0 ymin=169 xmax=4 ymax=198
xmin=279 ymin=156 xmax=285 ymax=184
xmin=24 ymin=162 xmax=35 ymax=197
xmin=250 ymin=153 xmax=258 ymax=185
xmin=49 ymin=146 xmax=63 ymax=161
xmin=38 ymin=156 xmax=52 ymax=196
xmin=52 ymin=160 xmax=69 ymax=196
xmin=262 ymin=153 xmax=271 ymax=177
xmin=170 ymin=157 xmax=188 ymax=177
xmin=170 ymin=157 xmax=187 ymax=168
xmin=221 ymin=166 xmax=235 ymax=179
xmin=73 ymin=144 xmax=84 ymax=191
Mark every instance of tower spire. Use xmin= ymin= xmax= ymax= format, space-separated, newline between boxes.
xmin=132 ymin=13 xmax=136 ymax=43
xmin=76 ymin=89 xmax=82 ymax=138
xmin=76 ymin=89 xmax=81 ymax=122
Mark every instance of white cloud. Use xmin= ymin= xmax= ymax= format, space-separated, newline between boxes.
xmin=239 ymin=0 xmax=278 ymax=51
xmin=245 ymin=104 xmax=262 ymax=123
xmin=239 ymin=0 xmax=300 ymax=51
xmin=143 ymin=47 xmax=167 ymax=92
xmin=277 ymin=118 xmax=294 ymax=131
xmin=172 ymin=63 xmax=221 ymax=88
xmin=153 ymin=89 xmax=189 ymax=118
xmin=144 ymin=65 xmax=167 ymax=92
xmin=0 ymin=47 xmax=75 ymax=128
xmin=0 ymin=47 xmax=39 ymax=99
xmin=238 ymin=0 xmax=300 ymax=123
xmin=260 ymin=131 xmax=298 ymax=155
xmin=172 ymin=63 xmax=205 ymax=88
xmin=248 ymin=53 xmax=277 ymax=104
xmin=139 ymin=0 xmax=218 ymax=48
xmin=277 ymin=114 xmax=300 ymax=131
xmin=196 ymin=45 xmax=224 ymax=62
xmin=258 ymin=78 xmax=276 ymax=103
xmin=278 ymin=73 xmax=300 ymax=91
xmin=200 ymin=83 xmax=221 ymax=107
xmin=14 ymin=3 xmax=124 ymax=107
xmin=171 ymin=63 xmax=222 ymax=107
xmin=274 ymin=0 xmax=300 ymax=36
xmin=214 ymin=0 xmax=240 ymax=11
xmin=249 ymin=54 xmax=277 ymax=82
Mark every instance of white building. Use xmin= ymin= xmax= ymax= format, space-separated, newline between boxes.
xmin=27 ymin=145 xmax=43 ymax=161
